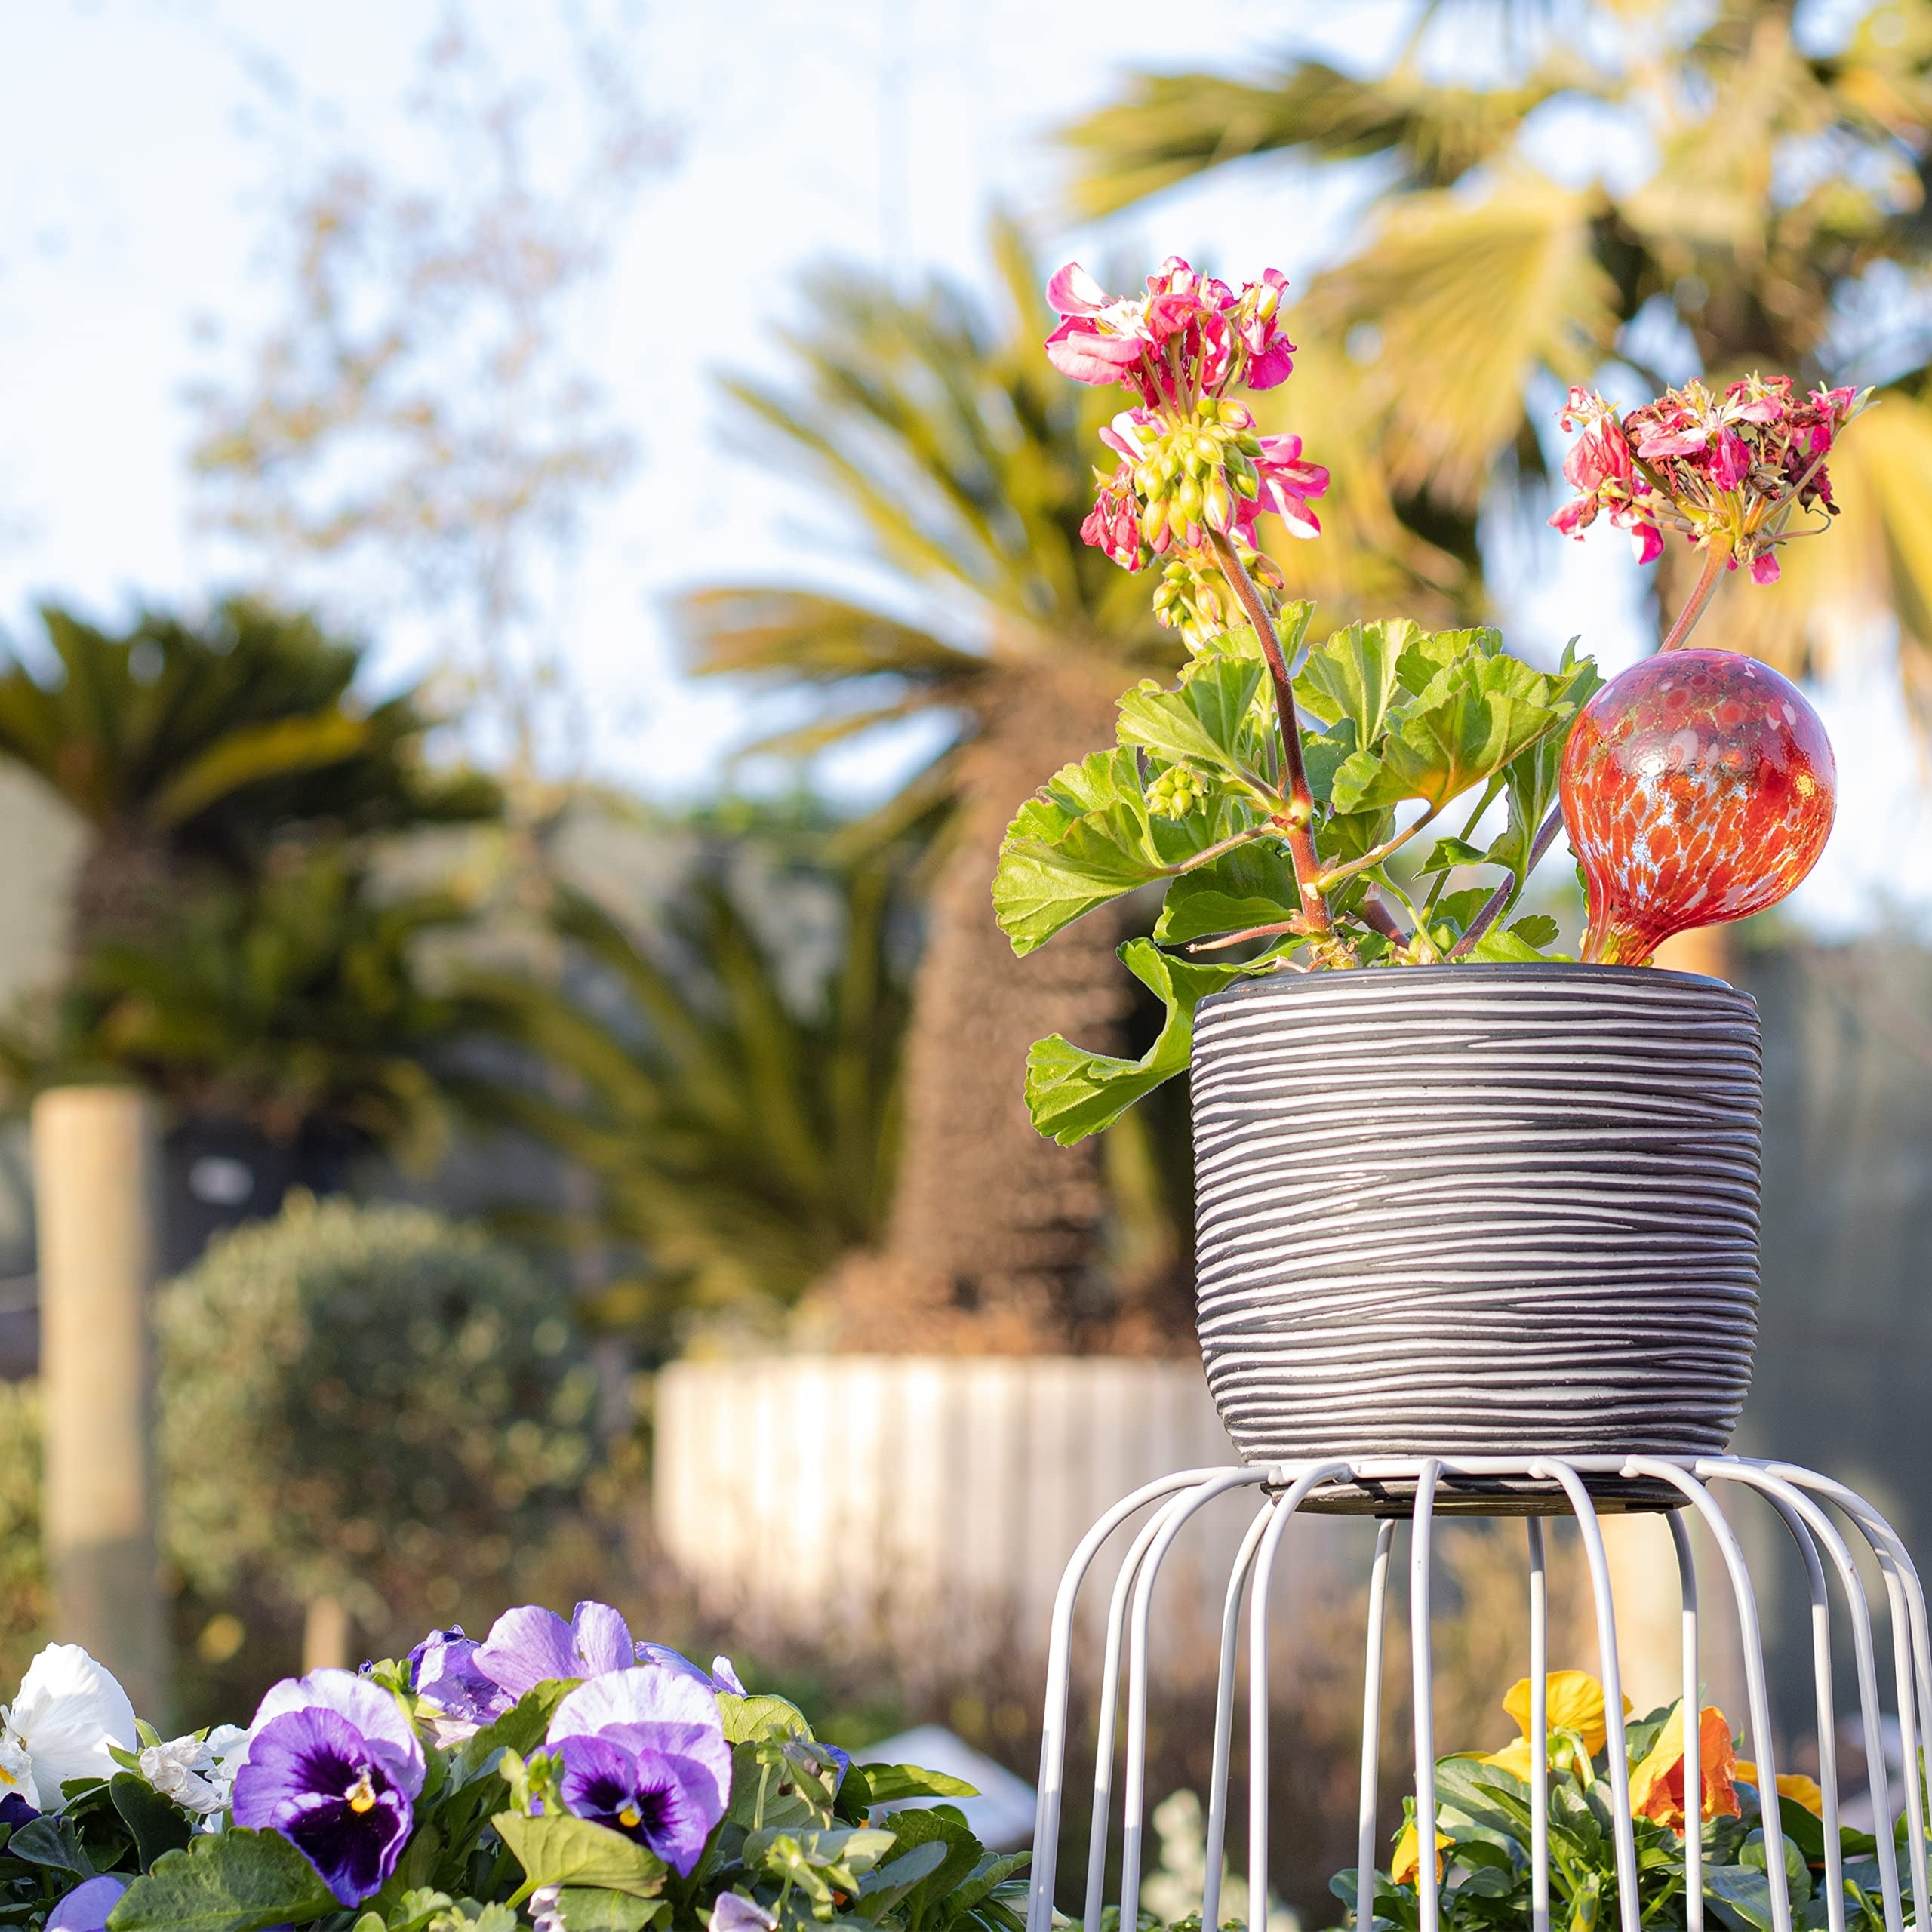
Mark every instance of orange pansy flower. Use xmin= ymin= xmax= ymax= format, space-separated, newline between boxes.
xmin=1629 ymin=1703 xmax=1741 ymax=1832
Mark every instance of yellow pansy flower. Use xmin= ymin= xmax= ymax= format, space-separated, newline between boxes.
xmin=1629 ymin=1703 xmax=1741 ymax=1832
xmin=1501 ymin=1671 xmax=1632 ymax=1757
xmin=1480 ymin=1736 xmax=1535 ymax=1780
xmin=1392 ymin=1822 xmax=1453 ymax=1885
xmin=1736 ymin=1761 xmax=1826 ymax=1818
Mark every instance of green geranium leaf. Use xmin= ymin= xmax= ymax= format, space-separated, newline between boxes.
xmin=859 ymin=1765 xmax=980 ymax=1804
xmin=992 ymin=752 xmax=1177 ymax=957
xmin=1152 ymin=843 xmax=1297 ymax=944
xmin=1115 ymin=654 xmax=1266 ymax=783
xmin=1331 ymin=654 xmax=1565 ymax=815
xmin=1417 ymin=836 xmax=1488 ymax=876
xmin=1395 ymin=624 xmax=1503 ymax=696
xmin=107 ymin=1828 xmax=339 ymax=1932
xmin=491 ymin=1814 xmax=667 ymax=1900
xmin=550 ymin=1898 xmax=663 ymax=1932
xmin=1294 ymin=617 xmax=1411 ymax=745
xmin=1465 ymin=923 xmax=1575 ymax=964
xmin=110 ymin=1772 xmax=194 ymax=1870
xmin=1024 ymin=939 xmax=1289 ymax=1146
xmin=1487 ymin=640 xmax=1602 ymax=894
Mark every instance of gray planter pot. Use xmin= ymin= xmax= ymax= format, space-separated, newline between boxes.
xmin=1190 ymin=964 xmax=1763 ymax=1484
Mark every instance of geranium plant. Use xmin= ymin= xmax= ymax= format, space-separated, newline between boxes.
xmin=989 ymin=257 xmax=1868 ymax=1143
xmin=0 ymin=1613 xmax=1024 ymax=1932
xmin=1338 ymin=1669 xmax=1909 ymax=1932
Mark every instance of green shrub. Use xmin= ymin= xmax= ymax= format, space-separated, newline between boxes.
xmin=0 ymin=1380 xmax=46 ymax=1687
xmin=155 ymin=1194 xmax=605 ymax=1647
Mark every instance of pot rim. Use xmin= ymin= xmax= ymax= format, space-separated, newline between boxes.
xmin=1198 ymin=959 xmax=1747 ymax=1011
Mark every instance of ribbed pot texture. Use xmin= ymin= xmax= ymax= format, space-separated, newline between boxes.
xmin=1189 ymin=964 xmax=1763 ymax=1465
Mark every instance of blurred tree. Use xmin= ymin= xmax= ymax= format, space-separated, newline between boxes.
xmin=0 ymin=600 xmax=495 ymax=955
xmin=1064 ymin=0 xmax=1932 ymax=712
xmin=189 ymin=5 xmax=660 ymax=779
xmin=455 ymin=855 xmax=907 ymax=1348
xmin=0 ymin=846 xmax=478 ymax=1172
xmin=679 ymin=220 xmax=1264 ymax=1352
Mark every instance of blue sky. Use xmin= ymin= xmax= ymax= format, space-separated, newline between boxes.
xmin=2 ymin=0 xmax=1928 ymax=934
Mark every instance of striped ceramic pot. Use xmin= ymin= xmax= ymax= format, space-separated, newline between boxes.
xmin=1189 ymin=964 xmax=1763 ymax=1469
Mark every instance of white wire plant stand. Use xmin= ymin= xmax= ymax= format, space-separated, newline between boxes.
xmin=1024 ymin=1455 xmax=1932 ymax=1932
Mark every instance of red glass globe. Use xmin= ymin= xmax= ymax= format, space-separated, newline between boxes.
xmin=1560 ymin=648 xmax=1836 ymax=966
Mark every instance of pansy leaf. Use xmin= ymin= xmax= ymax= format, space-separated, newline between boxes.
xmin=875 ymin=1810 xmax=983 ymax=1932
xmin=110 ymin=1773 xmax=193 ymax=1870
xmin=551 ymin=1892 xmax=664 ymax=1932
xmin=1705 ymin=1865 xmax=1783 ymax=1932
xmin=1152 ymin=841 xmax=1297 ymax=944
xmin=859 ymin=1766 xmax=980 ymax=1804
xmin=1464 ymin=923 xmax=1575 ymax=964
xmin=106 ymin=1828 xmax=339 ymax=1932
xmin=8 ymin=1814 xmax=92 ymax=1878
xmin=451 ymin=1684 xmax=570 ymax=1786
xmin=491 ymin=1814 xmax=667 ymax=1900
xmin=852 ymin=1840 xmax=948 ymax=1922
xmin=716 ymin=1694 xmax=811 ymax=1747
xmin=1024 ymin=939 xmax=1291 ymax=1146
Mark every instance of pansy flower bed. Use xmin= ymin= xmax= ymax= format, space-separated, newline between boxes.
xmin=0 ymin=1608 xmax=1023 ymax=1932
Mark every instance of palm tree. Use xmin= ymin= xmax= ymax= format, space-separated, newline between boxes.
xmin=0 ymin=599 xmax=498 ymax=953
xmin=0 ymin=845 xmax=474 ymax=1168
xmin=1063 ymin=1 xmax=1932 ymax=706
xmin=675 ymin=221 xmax=1421 ymax=1349
xmin=452 ymin=863 xmax=907 ymax=1347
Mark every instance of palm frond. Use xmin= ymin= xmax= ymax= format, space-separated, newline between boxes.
xmin=1311 ymin=172 xmax=1617 ymax=506
xmin=1060 ymin=60 xmax=1574 ymax=217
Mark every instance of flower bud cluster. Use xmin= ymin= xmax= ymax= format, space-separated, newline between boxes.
xmin=1148 ymin=764 xmax=1211 ymax=817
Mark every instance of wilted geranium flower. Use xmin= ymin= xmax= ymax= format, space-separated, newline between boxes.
xmin=1549 ymin=377 xmax=1867 ymax=589
xmin=230 ymin=1669 xmax=426 ymax=1905
xmin=545 ymin=1666 xmax=732 ymax=1875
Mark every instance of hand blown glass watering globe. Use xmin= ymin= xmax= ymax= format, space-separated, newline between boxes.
xmin=992 ymin=257 xmax=1899 ymax=1932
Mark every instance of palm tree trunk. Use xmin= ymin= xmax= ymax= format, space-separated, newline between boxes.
xmin=69 ymin=819 xmax=177 ymax=961
xmin=814 ymin=657 xmax=1172 ymax=1355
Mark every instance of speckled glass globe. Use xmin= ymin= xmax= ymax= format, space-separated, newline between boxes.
xmin=1560 ymin=648 xmax=1836 ymax=966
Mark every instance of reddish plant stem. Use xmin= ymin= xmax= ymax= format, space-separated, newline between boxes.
xmin=1207 ymin=530 xmax=1331 ymax=932
xmin=1659 ymin=537 xmax=1734 ymax=652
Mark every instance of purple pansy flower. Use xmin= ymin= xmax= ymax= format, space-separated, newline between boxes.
xmin=546 ymin=1666 xmax=731 ymax=1875
xmin=636 ymin=1645 xmax=746 ymax=1698
xmin=230 ymin=1669 xmax=426 ymax=1906
xmin=0 ymin=1793 xmax=36 ymax=1830
xmin=47 ymin=1878 xmax=125 ymax=1932
xmin=712 ymin=1896 xmax=778 ymax=1932
xmin=474 ymin=1601 xmax=635 ymax=1701
xmin=405 ymin=1626 xmax=512 ymax=1742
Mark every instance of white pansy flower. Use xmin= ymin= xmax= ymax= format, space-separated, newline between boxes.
xmin=0 ymin=1731 xmax=31 ymax=1806
xmin=0 ymin=1644 xmax=138 ymax=1812
xmin=138 ymin=1727 xmax=240 ymax=1816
